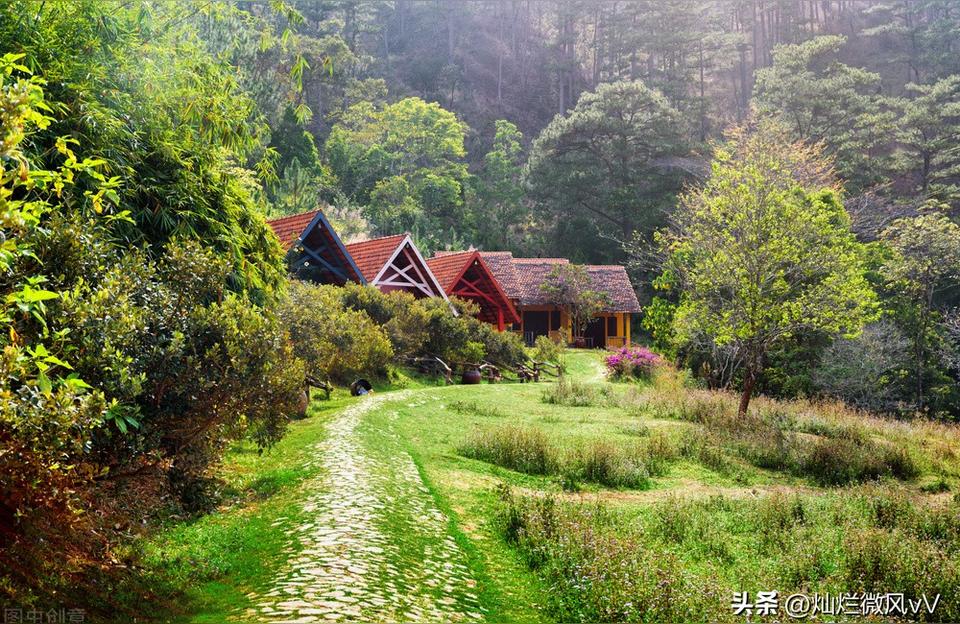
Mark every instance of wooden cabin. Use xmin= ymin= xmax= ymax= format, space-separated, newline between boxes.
xmin=470 ymin=252 xmax=641 ymax=348
xmin=344 ymin=233 xmax=449 ymax=302
xmin=427 ymin=251 xmax=520 ymax=331
xmin=266 ymin=209 xmax=365 ymax=285
xmin=580 ymin=264 xmax=643 ymax=348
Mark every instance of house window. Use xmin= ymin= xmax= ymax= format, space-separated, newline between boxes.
xmin=607 ymin=316 xmax=617 ymax=336
xmin=551 ymin=310 xmax=561 ymax=330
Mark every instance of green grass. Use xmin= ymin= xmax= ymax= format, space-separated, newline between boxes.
xmin=135 ymin=368 xmax=549 ymax=623
xmin=561 ymin=348 xmax=607 ymax=382
xmin=134 ymin=349 xmax=960 ymax=623
xmin=495 ymin=485 xmax=960 ymax=622
xmin=134 ymin=390 xmax=355 ymax=622
xmin=361 ymin=388 xmax=549 ymax=623
xmin=370 ymin=349 xmax=960 ymax=622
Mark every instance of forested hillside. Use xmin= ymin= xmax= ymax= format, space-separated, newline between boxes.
xmin=207 ymin=0 xmax=960 ymax=262
xmin=205 ymin=0 xmax=960 ymax=418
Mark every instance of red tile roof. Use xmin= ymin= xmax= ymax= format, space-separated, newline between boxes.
xmin=427 ymin=251 xmax=520 ymax=325
xmin=512 ymin=258 xmax=570 ymax=264
xmin=438 ymin=251 xmax=641 ymax=312
xmin=476 ymin=252 xmax=522 ymax=299
xmin=426 ymin=251 xmax=475 ymax=291
xmin=512 ymin=258 xmax=570 ymax=306
xmin=266 ymin=209 xmax=322 ymax=250
xmin=585 ymin=265 xmax=642 ymax=313
xmin=344 ymin=234 xmax=409 ymax=282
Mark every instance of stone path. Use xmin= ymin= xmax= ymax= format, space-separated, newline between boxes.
xmin=243 ymin=392 xmax=483 ymax=623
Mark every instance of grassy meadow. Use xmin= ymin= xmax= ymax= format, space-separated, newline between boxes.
xmin=137 ymin=349 xmax=960 ymax=622
xmin=373 ymin=350 xmax=960 ymax=623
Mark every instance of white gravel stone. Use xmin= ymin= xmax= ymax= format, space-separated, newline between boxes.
xmin=243 ymin=392 xmax=483 ymax=622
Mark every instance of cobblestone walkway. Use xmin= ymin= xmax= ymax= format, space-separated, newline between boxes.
xmin=243 ymin=393 xmax=483 ymax=623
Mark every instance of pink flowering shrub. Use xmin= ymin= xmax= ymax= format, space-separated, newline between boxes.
xmin=605 ymin=346 xmax=661 ymax=380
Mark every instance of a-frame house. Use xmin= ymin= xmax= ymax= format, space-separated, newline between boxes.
xmin=345 ymin=234 xmax=449 ymax=302
xmin=427 ymin=251 xmax=520 ymax=331
xmin=266 ymin=209 xmax=366 ymax=285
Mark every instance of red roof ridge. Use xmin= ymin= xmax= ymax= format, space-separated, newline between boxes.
xmin=426 ymin=251 xmax=519 ymax=324
xmin=347 ymin=232 xmax=410 ymax=246
xmin=265 ymin=208 xmax=322 ymax=226
xmin=430 ymin=249 xmax=474 ymax=258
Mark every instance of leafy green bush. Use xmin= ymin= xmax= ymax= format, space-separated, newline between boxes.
xmin=154 ymin=296 xmax=304 ymax=504
xmin=467 ymin=317 xmax=526 ymax=365
xmin=458 ymin=340 xmax=486 ymax=364
xmin=339 ymin=283 xmax=430 ymax=357
xmin=48 ymin=235 xmax=305 ymax=499
xmin=279 ymin=281 xmax=393 ymax=385
xmin=0 ymin=60 xmax=304 ymax=604
xmin=0 ymin=2 xmax=286 ymax=298
xmin=0 ymin=345 xmax=108 ymax=597
xmin=337 ymin=282 xmax=525 ymax=366
xmin=0 ymin=63 xmax=116 ymax=599
xmin=530 ymin=335 xmax=566 ymax=369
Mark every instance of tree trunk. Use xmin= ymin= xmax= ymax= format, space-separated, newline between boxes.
xmin=698 ymin=41 xmax=706 ymax=142
xmin=738 ymin=349 xmax=763 ymax=416
xmin=738 ymin=366 xmax=757 ymax=416
xmin=737 ymin=43 xmax=750 ymax=114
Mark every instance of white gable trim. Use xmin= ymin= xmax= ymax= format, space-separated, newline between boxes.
xmin=370 ymin=235 xmax=455 ymax=314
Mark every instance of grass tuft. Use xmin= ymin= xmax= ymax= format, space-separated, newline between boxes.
xmin=460 ymin=425 xmax=679 ymax=489
xmin=458 ymin=425 xmax=554 ymax=475
xmin=449 ymin=399 xmax=506 ymax=418
xmin=541 ymin=378 xmax=614 ymax=407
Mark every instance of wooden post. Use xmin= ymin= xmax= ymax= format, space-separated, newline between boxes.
xmin=625 ymin=313 xmax=631 ymax=346
xmin=497 ymin=308 xmax=504 ymax=332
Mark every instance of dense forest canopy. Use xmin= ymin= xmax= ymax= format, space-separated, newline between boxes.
xmin=165 ymin=0 xmax=959 ymax=264
xmin=8 ymin=0 xmax=958 ymax=261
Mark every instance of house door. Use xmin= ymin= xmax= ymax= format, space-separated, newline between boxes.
xmin=523 ymin=311 xmax=550 ymax=346
xmin=584 ymin=317 xmax=606 ymax=349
